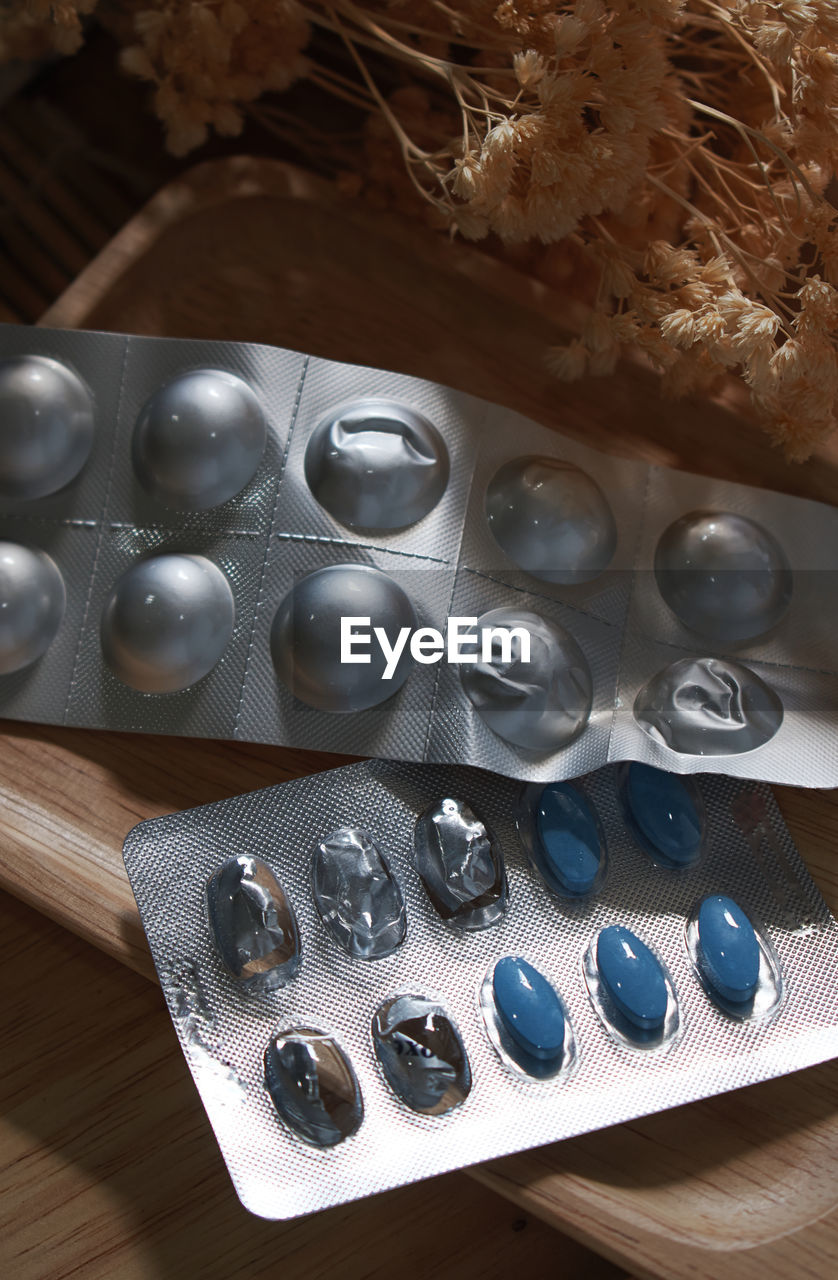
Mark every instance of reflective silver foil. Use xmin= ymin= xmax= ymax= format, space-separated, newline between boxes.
xmin=271 ymin=563 xmax=417 ymax=712
xmin=205 ymin=855 xmax=301 ymax=993
xmin=371 ymin=993 xmax=471 ymax=1114
xmin=459 ymin=608 xmax=592 ymax=752
xmin=132 ymin=368 xmax=267 ymax=510
xmin=124 ymin=758 xmax=838 ymax=1220
xmin=2 ymin=321 xmax=838 ymax=786
xmin=414 ymin=796 xmax=508 ymax=930
xmin=0 ymin=354 xmax=94 ymax=500
xmin=264 ymin=1027 xmax=363 ymax=1146
xmin=0 ymin=541 xmax=66 ymax=674
xmin=485 ymin=455 xmax=617 ymax=584
xmin=655 ymin=510 xmax=793 ymax=644
xmin=304 ymin=400 xmax=449 ymax=530
xmin=311 ymin=827 xmax=406 ymax=959
xmin=100 ymin=553 xmax=235 ymax=694
xmin=634 ymin=656 xmax=784 ymax=756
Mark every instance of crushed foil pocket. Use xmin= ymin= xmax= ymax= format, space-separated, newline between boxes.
xmin=1 ymin=323 xmax=838 ymax=785
xmin=124 ymin=757 xmax=838 ymax=1220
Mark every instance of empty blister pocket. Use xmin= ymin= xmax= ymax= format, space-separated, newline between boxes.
xmin=124 ymin=758 xmax=838 ymax=1220
xmin=2 ymin=322 xmax=838 ymax=786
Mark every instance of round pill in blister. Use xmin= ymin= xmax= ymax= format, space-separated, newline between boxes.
xmin=654 ymin=510 xmax=792 ymax=644
xmin=0 ymin=541 xmax=65 ymax=674
xmin=485 ymin=456 xmax=617 ymax=584
xmin=304 ymin=401 xmax=449 ymax=531
xmin=0 ymin=355 xmax=94 ymax=500
xmin=633 ymin=655 xmax=783 ymax=755
xmin=459 ymin=608 xmax=592 ymax=751
xmin=132 ymin=369 xmax=266 ymax=510
xmin=271 ymin=563 xmax=417 ymax=712
xmin=100 ymin=553 xmax=235 ymax=694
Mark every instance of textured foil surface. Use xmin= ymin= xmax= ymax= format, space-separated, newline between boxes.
xmin=2 ymin=322 xmax=838 ymax=784
xmin=123 ymin=759 xmax=838 ymax=1220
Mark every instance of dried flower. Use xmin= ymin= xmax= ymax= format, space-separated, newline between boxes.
xmin=4 ymin=0 xmax=838 ymax=455
xmin=0 ymin=0 xmax=97 ymax=58
xmin=119 ymin=1 xmax=310 ymax=156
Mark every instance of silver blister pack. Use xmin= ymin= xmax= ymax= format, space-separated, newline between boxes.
xmin=123 ymin=758 xmax=838 ymax=1219
xmin=2 ymin=322 xmax=838 ymax=783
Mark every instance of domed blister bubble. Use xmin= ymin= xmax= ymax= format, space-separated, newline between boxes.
xmin=372 ymin=993 xmax=470 ymax=1115
xmin=634 ymin=656 xmax=784 ymax=755
xmin=516 ymin=779 xmax=607 ymax=898
xmin=685 ymin=894 xmax=783 ymax=1021
xmin=122 ymin=752 xmax=838 ymax=1221
xmin=414 ymin=796 xmax=508 ymax=930
xmin=304 ymin=400 xmax=449 ymax=531
xmin=3 ymin=323 xmax=838 ymax=788
xmin=100 ymin=553 xmax=235 ymax=694
xmin=583 ymin=924 xmax=681 ymax=1049
xmin=0 ymin=541 xmax=66 ymax=674
xmin=132 ymin=369 xmax=267 ymax=511
xmin=0 ymin=354 xmax=94 ymax=500
xmin=459 ymin=608 xmax=593 ymax=752
xmin=271 ymin=563 xmax=417 ymax=713
xmin=619 ymin=762 xmax=705 ymax=868
xmin=264 ymin=1027 xmax=363 ymax=1147
xmin=205 ymin=854 xmax=301 ymax=993
xmin=480 ymin=955 xmax=577 ymax=1082
xmin=485 ymin=455 xmax=617 ymax=584
xmin=311 ymin=827 xmax=406 ymax=959
xmin=655 ymin=510 xmax=793 ymax=645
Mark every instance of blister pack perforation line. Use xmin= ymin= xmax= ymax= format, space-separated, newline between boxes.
xmin=2 ymin=322 xmax=838 ymax=784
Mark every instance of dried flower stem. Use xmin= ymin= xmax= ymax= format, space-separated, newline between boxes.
xmin=5 ymin=0 xmax=837 ymax=455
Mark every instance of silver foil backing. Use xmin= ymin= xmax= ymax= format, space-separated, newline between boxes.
xmin=123 ymin=758 xmax=838 ymax=1220
xmin=2 ymin=323 xmax=838 ymax=784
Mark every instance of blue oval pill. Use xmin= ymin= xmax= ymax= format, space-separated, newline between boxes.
xmin=596 ymin=925 xmax=668 ymax=1031
xmin=535 ymin=782 xmax=602 ymax=895
xmin=696 ymin=895 xmax=760 ymax=1003
xmin=492 ymin=956 xmax=566 ymax=1062
xmin=626 ymin=763 xmax=703 ymax=865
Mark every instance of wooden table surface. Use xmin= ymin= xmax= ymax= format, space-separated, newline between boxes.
xmin=2 ymin=155 xmax=838 ymax=1279
xmin=1 ymin=890 xmax=627 ymax=1280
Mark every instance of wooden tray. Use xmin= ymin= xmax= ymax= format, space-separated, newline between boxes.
xmin=4 ymin=156 xmax=838 ymax=1277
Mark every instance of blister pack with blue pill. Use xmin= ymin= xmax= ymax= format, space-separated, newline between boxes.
xmin=4 ymin=321 xmax=838 ymax=786
xmin=617 ymin=763 xmax=707 ymax=870
xmin=516 ymin=779 xmax=609 ymax=898
xmin=124 ymin=758 xmax=838 ymax=1219
xmin=582 ymin=924 xmax=682 ymax=1050
xmin=685 ymin=895 xmax=783 ymax=1021
xmin=479 ymin=954 xmax=579 ymax=1082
